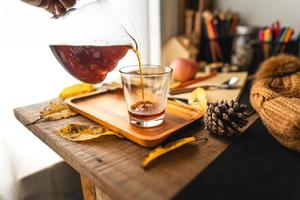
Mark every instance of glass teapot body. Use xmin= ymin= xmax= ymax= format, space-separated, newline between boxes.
xmin=49 ymin=0 xmax=137 ymax=84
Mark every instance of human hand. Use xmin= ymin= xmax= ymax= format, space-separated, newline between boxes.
xmin=21 ymin=0 xmax=76 ymax=16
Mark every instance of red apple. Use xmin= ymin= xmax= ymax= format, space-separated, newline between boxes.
xmin=170 ymin=58 xmax=198 ymax=82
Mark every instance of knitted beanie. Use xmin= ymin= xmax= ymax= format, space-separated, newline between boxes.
xmin=250 ymin=54 xmax=300 ymax=152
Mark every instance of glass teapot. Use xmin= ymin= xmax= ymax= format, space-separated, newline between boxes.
xmin=49 ymin=0 xmax=138 ymax=84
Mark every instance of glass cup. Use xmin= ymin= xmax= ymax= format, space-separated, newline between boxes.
xmin=120 ymin=65 xmax=172 ymax=127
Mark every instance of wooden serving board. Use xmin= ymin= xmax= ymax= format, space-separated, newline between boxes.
xmin=65 ymin=88 xmax=204 ymax=148
xmin=170 ymin=72 xmax=248 ymax=102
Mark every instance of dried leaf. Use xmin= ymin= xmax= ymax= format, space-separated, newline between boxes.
xmin=188 ymin=88 xmax=208 ymax=112
xmin=27 ymin=99 xmax=77 ymax=125
xmin=169 ymin=82 xmax=181 ymax=89
xmin=142 ymin=136 xmax=196 ymax=168
xmin=56 ymin=123 xmax=122 ymax=141
xmin=40 ymin=98 xmax=77 ymax=120
xmin=59 ymin=83 xmax=96 ymax=99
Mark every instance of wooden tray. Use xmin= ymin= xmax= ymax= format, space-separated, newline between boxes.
xmin=65 ymin=88 xmax=204 ymax=147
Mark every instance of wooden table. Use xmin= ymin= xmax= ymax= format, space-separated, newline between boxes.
xmin=14 ymin=101 xmax=257 ymax=200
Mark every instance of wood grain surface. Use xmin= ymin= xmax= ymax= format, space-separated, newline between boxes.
xmin=81 ymin=175 xmax=97 ymax=200
xmin=65 ymin=89 xmax=204 ymax=147
xmin=14 ymin=101 xmax=258 ymax=200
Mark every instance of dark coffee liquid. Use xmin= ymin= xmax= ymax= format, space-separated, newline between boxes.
xmin=129 ymin=101 xmax=165 ymax=120
xmin=50 ymin=45 xmax=130 ymax=84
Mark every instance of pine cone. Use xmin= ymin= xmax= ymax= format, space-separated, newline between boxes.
xmin=203 ymin=100 xmax=250 ymax=137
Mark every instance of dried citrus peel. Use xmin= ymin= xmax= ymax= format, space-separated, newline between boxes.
xmin=56 ymin=123 xmax=123 ymax=141
xmin=142 ymin=136 xmax=207 ymax=168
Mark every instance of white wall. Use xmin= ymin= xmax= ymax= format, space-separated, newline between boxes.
xmin=215 ymin=0 xmax=300 ymax=36
xmin=160 ymin=0 xmax=180 ymax=45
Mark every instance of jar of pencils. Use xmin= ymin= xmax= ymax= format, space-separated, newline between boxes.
xmin=231 ymin=25 xmax=255 ymax=70
xmin=258 ymin=25 xmax=295 ymax=59
xmin=248 ymin=22 xmax=299 ymax=74
xmin=197 ymin=10 xmax=239 ymax=63
xmin=199 ymin=37 xmax=233 ymax=63
xmin=250 ymin=40 xmax=299 ymax=74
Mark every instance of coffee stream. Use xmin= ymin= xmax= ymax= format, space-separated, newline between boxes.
xmin=130 ymin=48 xmax=160 ymax=117
xmin=132 ymin=48 xmax=145 ymax=102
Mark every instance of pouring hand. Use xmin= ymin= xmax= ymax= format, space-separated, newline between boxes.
xmin=21 ymin=0 xmax=76 ymax=16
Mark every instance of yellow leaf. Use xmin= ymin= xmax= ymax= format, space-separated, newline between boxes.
xmin=40 ymin=98 xmax=77 ymax=120
xmin=56 ymin=123 xmax=123 ymax=141
xmin=59 ymin=83 xmax=96 ymax=99
xmin=43 ymin=107 xmax=77 ymax=121
xmin=27 ymin=99 xmax=77 ymax=125
xmin=188 ymin=87 xmax=208 ymax=112
xmin=169 ymin=82 xmax=181 ymax=89
xmin=142 ymin=136 xmax=196 ymax=168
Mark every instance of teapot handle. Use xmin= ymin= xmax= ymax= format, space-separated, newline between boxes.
xmin=21 ymin=0 xmax=76 ymax=16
